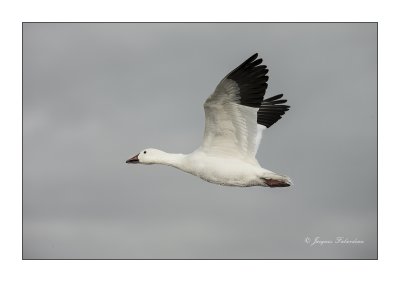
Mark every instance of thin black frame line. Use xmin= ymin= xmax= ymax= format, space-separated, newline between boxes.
xmin=21 ymin=22 xmax=378 ymax=260
xmin=24 ymin=258 xmax=376 ymax=260
xmin=21 ymin=21 xmax=378 ymax=24
xmin=22 ymin=22 xmax=24 ymax=260
xmin=376 ymin=22 xmax=378 ymax=260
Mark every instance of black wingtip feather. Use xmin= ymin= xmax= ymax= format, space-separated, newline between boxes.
xmin=264 ymin=93 xmax=283 ymax=101
xmin=257 ymin=94 xmax=290 ymax=128
xmin=223 ymin=54 xmax=289 ymax=126
xmin=226 ymin=53 xmax=268 ymax=108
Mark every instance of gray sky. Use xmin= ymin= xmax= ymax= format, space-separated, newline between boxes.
xmin=23 ymin=23 xmax=377 ymax=259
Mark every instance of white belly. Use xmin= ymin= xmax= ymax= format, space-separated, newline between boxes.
xmin=182 ymin=153 xmax=265 ymax=187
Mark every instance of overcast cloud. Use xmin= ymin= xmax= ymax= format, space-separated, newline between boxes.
xmin=23 ymin=23 xmax=377 ymax=259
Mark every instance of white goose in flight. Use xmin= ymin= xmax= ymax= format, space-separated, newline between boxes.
xmin=127 ymin=53 xmax=292 ymax=187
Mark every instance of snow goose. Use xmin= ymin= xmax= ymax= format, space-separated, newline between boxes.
xmin=126 ymin=53 xmax=291 ymax=187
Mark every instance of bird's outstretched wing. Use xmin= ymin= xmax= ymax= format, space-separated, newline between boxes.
xmin=200 ymin=53 xmax=289 ymax=162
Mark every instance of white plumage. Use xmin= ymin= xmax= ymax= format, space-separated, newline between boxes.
xmin=127 ymin=53 xmax=292 ymax=188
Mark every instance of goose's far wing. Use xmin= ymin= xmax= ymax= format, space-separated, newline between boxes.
xmin=201 ymin=54 xmax=290 ymax=161
xmin=201 ymin=54 xmax=268 ymax=161
xmin=257 ymin=94 xmax=290 ymax=128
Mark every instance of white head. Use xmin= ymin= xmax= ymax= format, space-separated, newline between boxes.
xmin=126 ymin=148 xmax=164 ymax=165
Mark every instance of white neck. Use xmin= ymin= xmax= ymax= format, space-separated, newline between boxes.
xmin=153 ymin=151 xmax=186 ymax=170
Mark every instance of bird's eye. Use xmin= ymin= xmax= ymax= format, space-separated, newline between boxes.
xmin=143 ymin=151 xmax=147 ymax=154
